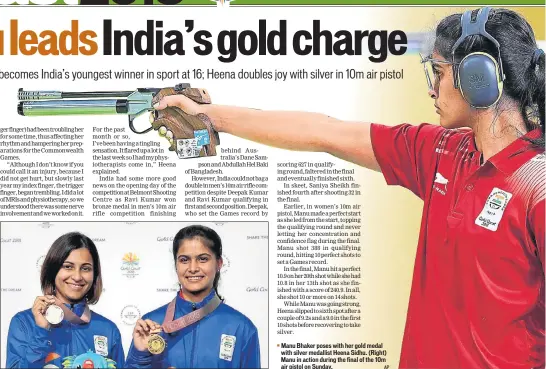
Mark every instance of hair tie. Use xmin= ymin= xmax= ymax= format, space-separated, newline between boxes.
xmin=531 ymin=48 xmax=544 ymax=66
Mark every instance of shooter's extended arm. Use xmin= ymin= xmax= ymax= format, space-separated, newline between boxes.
xmin=17 ymin=83 xmax=219 ymax=159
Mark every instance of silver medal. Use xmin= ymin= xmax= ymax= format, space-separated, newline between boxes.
xmin=45 ymin=305 xmax=64 ymax=325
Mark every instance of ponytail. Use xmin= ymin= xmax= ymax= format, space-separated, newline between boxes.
xmin=213 ymin=269 xmax=223 ymax=301
xmin=523 ymin=48 xmax=545 ymax=147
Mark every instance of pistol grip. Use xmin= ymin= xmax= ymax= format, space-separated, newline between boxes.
xmin=151 ymin=86 xmax=218 ymax=158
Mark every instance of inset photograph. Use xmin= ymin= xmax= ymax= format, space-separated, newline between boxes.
xmin=1 ymin=221 xmax=268 ymax=368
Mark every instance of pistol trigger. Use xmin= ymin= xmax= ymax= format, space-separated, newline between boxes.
xmin=129 ymin=115 xmax=153 ymax=134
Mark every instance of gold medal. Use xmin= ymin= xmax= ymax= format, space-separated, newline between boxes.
xmin=148 ymin=334 xmax=166 ymax=355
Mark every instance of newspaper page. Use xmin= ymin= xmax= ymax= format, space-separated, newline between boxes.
xmin=0 ymin=1 xmax=544 ymax=369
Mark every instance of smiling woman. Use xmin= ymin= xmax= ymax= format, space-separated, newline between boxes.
xmin=5 ymin=232 xmax=125 ymax=369
xmin=125 ymin=225 xmax=261 ymax=369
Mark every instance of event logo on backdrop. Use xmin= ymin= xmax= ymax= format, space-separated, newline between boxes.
xmin=121 ymin=253 xmax=141 ymax=278
xmin=1 ymin=287 xmax=22 ymax=293
xmin=246 ymin=286 xmax=268 ymax=293
xmin=0 ymin=237 xmax=21 ymax=245
xmin=159 ymin=236 xmax=174 ymax=254
xmin=120 ymin=305 xmax=141 ymax=325
xmin=157 ymin=283 xmax=180 ymax=293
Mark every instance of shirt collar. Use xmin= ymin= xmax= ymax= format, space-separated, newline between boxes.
xmin=486 ymin=129 xmax=544 ymax=174
xmin=176 ymin=289 xmax=217 ymax=312
xmin=468 ymin=128 xmax=543 ymax=174
xmin=63 ymin=300 xmax=89 ymax=321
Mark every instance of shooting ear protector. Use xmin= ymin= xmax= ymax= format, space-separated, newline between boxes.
xmin=452 ymin=7 xmax=505 ymax=108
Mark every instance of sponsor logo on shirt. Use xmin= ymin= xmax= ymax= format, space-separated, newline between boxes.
xmin=475 ymin=188 xmax=513 ymax=231
xmin=433 ymin=172 xmax=449 ymax=195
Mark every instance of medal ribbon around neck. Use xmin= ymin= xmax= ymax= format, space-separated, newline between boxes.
xmin=47 ymin=297 xmax=91 ymax=325
xmin=162 ymin=293 xmax=222 ymax=333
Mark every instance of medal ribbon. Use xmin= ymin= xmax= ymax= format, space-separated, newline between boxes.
xmin=52 ymin=298 xmax=91 ymax=324
xmin=162 ymin=293 xmax=221 ymax=333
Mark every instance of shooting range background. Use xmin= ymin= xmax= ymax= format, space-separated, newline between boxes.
xmin=0 ymin=221 xmax=269 ymax=368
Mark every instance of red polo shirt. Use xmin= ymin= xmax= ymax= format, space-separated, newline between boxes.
xmin=370 ymin=123 xmax=545 ymax=369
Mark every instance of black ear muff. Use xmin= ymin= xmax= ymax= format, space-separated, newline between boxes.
xmin=451 ymin=7 xmax=505 ymax=109
xmin=457 ymin=52 xmax=503 ymax=108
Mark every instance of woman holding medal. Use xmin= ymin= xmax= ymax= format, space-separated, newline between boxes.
xmin=6 ymin=232 xmax=125 ymax=369
xmin=125 ymin=225 xmax=261 ymax=368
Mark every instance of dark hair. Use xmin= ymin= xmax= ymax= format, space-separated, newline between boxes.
xmin=40 ymin=232 xmax=103 ymax=305
xmin=172 ymin=225 xmax=224 ymax=300
xmin=434 ymin=8 xmax=545 ymax=147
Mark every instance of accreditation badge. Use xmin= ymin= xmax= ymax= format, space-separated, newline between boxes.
xmin=475 ymin=187 xmax=513 ymax=231
xmin=94 ymin=335 xmax=108 ymax=357
xmin=219 ymin=334 xmax=236 ymax=361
